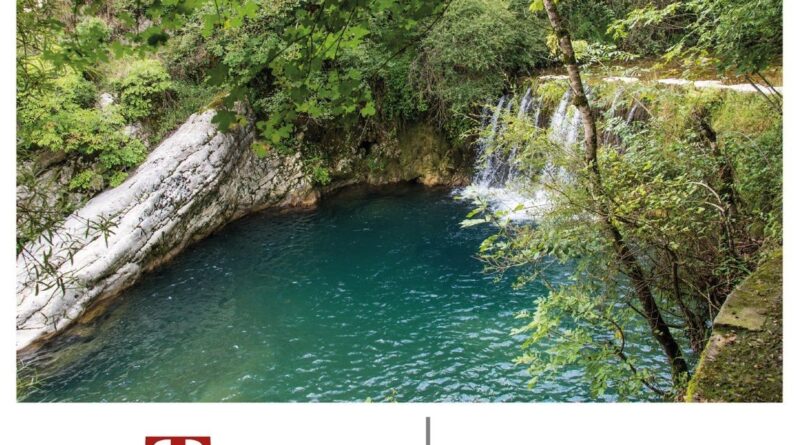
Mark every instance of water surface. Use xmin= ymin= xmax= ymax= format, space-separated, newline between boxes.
xmin=22 ymin=184 xmax=666 ymax=402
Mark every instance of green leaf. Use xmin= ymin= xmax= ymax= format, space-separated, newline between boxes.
xmin=460 ymin=219 xmax=487 ymax=228
xmin=360 ymin=101 xmax=376 ymax=117
xmin=211 ymin=110 xmax=237 ymax=132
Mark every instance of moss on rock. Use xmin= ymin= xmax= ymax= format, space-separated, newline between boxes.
xmin=685 ymin=249 xmax=782 ymax=402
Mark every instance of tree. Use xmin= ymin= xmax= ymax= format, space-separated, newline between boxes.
xmin=609 ymin=0 xmax=782 ymax=111
xmin=190 ymin=0 xmax=453 ymax=146
xmin=17 ymin=1 xmax=453 ymax=146
xmin=536 ymin=0 xmax=689 ymax=382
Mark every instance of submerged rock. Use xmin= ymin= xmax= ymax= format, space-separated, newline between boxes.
xmin=16 ymin=110 xmax=315 ymax=352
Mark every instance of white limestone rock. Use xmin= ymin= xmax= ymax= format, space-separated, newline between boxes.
xmin=97 ymin=92 xmax=115 ymax=110
xmin=16 ymin=110 xmax=315 ymax=352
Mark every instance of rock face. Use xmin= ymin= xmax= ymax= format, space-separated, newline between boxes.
xmin=16 ymin=110 xmax=315 ymax=352
xmin=321 ymin=122 xmax=471 ymax=189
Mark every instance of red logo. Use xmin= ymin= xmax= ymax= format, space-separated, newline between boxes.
xmin=146 ymin=438 xmax=211 ymax=445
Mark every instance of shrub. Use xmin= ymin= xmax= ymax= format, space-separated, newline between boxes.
xmin=374 ymin=53 xmax=427 ymax=122
xmin=147 ymin=80 xmax=221 ymax=145
xmin=75 ymin=16 xmax=111 ymax=47
xmin=17 ymin=71 xmax=147 ymax=190
xmin=56 ymin=72 xmax=98 ymax=109
xmin=410 ymin=0 xmax=550 ymax=139
xmin=112 ymin=59 xmax=173 ymax=121
xmin=535 ymin=80 xmax=569 ymax=108
xmin=306 ymin=157 xmax=332 ymax=186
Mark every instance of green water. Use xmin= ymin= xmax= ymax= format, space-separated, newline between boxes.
xmin=21 ymin=184 xmax=667 ymax=402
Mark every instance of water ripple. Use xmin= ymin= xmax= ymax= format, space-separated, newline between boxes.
xmin=23 ymin=184 xmax=670 ymax=402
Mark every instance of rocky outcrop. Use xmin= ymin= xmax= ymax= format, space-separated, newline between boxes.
xmin=685 ymin=250 xmax=783 ymax=402
xmin=318 ymin=122 xmax=471 ymax=189
xmin=359 ymin=123 xmax=470 ymax=186
xmin=16 ymin=110 xmax=315 ymax=352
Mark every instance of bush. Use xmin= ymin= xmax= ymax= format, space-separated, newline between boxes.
xmin=374 ymin=53 xmax=427 ymax=122
xmin=162 ymin=20 xmax=214 ymax=82
xmin=112 ymin=59 xmax=173 ymax=121
xmin=410 ymin=0 xmax=550 ymax=139
xmin=147 ymin=80 xmax=221 ymax=145
xmin=75 ymin=16 xmax=111 ymax=47
xmin=17 ymin=71 xmax=147 ymax=190
xmin=56 ymin=72 xmax=98 ymax=108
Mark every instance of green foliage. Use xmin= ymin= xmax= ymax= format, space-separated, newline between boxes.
xmin=161 ymin=0 xmax=551 ymax=154
xmin=112 ymin=59 xmax=174 ymax=121
xmin=468 ymin=83 xmax=782 ymax=397
xmin=411 ymin=0 xmax=550 ymax=138
xmin=148 ymin=80 xmax=222 ymax=144
xmin=16 ymin=360 xmax=40 ymax=400
xmin=186 ymin=0 xmax=450 ymax=146
xmin=57 ymin=71 xmax=100 ymax=108
xmin=162 ymin=19 xmax=216 ymax=82
xmin=514 ymin=285 xmax=661 ymax=399
xmin=535 ymin=80 xmax=568 ymax=108
xmin=374 ymin=53 xmax=427 ymax=121
xmin=610 ymin=0 xmax=782 ymax=75
xmin=75 ymin=16 xmax=111 ymax=48
xmin=17 ymin=70 xmax=147 ymax=189
xmin=713 ymin=0 xmax=782 ymax=74
xmin=69 ymin=170 xmax=105 ymax=192
xmin=108 ymin=171 xmax=130 ymax=188
xmin=307 ymin=157 xmax=332 ymax=186
xmin=533 ymin=0 xmax=654 ymax=53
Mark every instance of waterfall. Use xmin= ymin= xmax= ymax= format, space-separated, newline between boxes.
xmin=603 ymin=90 xmax=625 ymax=145
xmin=548 ymin=89 xmax=573 ymax=145
xmin=474 ymin=96 xmax=508 ymax=187
xmin=459 ymin=87 xmax=548 ymax=221
xmin=506 ymin=87 xmax=534 ymax=184
xmin=549 ymin=88 xmax=588 ymax=148
xmin=517 ymin=87 xmax=533 ymax=120
xmin=474 ymin=88 xmax=538 ymax=189
xmin=459 ymin=83 xmax=620 ymax=222
xmin=565 ymin=108 xmax=582 ymax=147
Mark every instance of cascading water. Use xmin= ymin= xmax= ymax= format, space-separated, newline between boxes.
xmin=603 ymin=89 xmax=625 ymax=146
xmin=473 ymin=96 xmax=507 ymax=186
xmin=548 ymin=89 xmax=573 ymax=146
xmin=459 ymin=83 xmax=586 ymax=221
xmin=505 ymin=87 xmax=534 ymax=184
xmin=460 ymin=89 xmax=545 ymax=221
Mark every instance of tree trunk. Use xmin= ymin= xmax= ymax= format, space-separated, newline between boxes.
xmin=541 ymin=0 xmax=689 ymax=381
xmin=693 ymin=109 xmax=738 ymax=220
xmin=667 ymin=248 xmax=708 ymax=353
xmin=693 ymin=109 xmax=741 ymax=265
